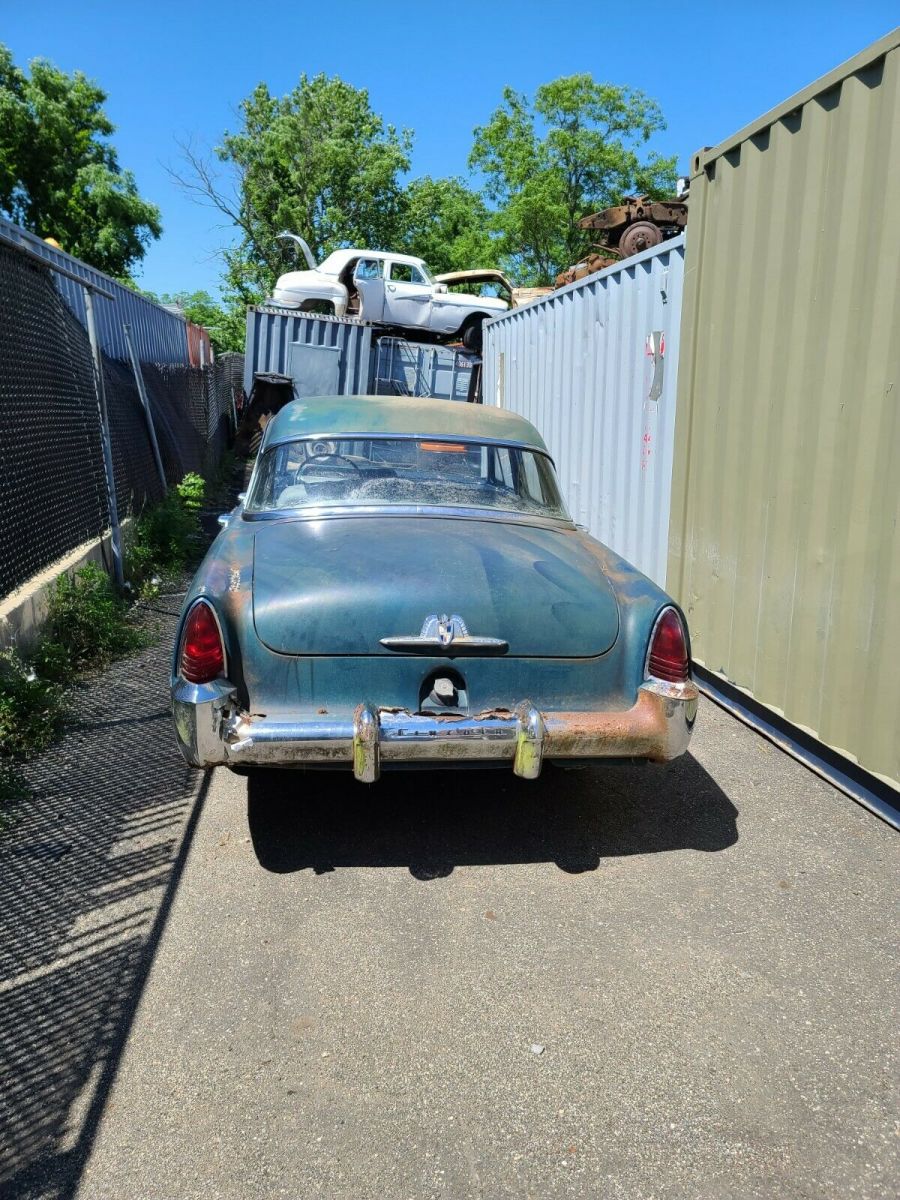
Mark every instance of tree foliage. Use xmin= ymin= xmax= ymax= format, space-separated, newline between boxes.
xmin=400 ymin=176 xmax=498 ymax=275
xmin=157 ymin=290 xmax=245 ymax=354
xmin=176 ymin=74 xmax=413 ymax=302
xmin=0 ymin=44 xmax=161 ymax=277
xmin=177 ymin=69 xmax=678 ymax=302
xmin=470 ymin=74 xmax=677 ymax=284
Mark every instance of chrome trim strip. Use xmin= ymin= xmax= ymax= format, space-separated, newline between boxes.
xmin=242 ymin=505 xmax=575 ymax=531
xmin=263 ymin=431 xmax=555 ymax=457
xmin=379 ymin=636 xmax=510 ymax=654
xmin=380 ymin=613 xmax=509 ymax=654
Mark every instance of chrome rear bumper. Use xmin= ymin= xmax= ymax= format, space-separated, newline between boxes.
xmin=172 ymin=679 xmax=698 ymax=781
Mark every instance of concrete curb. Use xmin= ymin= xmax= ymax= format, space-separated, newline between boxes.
xmin=0 ymin=523 xmax=130 ymax=653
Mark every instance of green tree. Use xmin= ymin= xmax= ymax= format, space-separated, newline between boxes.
xmin=176 ymin=74 xmax=413 ymax=302
xmin=0 ymin=44 xmax=161 ymax=277
xmin=470 ymin=74 xmax=676 ymax=285
xmin=400 ymin=176 xmax=498 ymax=275
xmin=158 ymin=290 xmax=245 ymax=355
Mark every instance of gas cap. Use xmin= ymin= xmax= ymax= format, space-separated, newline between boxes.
xmin=420 ymin=671 xmax=468 ymax=715
xmin=432 ymin=677 xmax=458 ymax=706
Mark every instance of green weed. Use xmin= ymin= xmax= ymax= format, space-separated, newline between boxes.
xmin=44 ymin=562 xmax=148 ymax=673
xmin=127 ymin=472 xmax=206 ymax=597
xmin=0 ymin=648 xmax=65 ymax=759
xmin=0 ymin=761 xmax=28 ymax=831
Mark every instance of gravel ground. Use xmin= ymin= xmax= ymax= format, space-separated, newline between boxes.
xmin=68 ymin=701 xmax=897 ymax=1199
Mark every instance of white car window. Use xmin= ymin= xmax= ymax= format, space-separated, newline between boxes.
xmin=390 ymin=262 xmax=428 ymax=285
xmin=355 ymin=258 xmax=382 ymax=280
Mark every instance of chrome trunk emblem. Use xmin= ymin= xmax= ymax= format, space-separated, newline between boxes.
xmin=434 ymin=613 xmax=466 ymax=646
xmin=380 ymin=613 xmax=508 ymax=655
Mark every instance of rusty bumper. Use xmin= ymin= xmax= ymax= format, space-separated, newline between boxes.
xmin=172 ymin=679 xmax=698 ymax=782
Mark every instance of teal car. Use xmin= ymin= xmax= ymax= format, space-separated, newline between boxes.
xmin=171 ymin=395 xmax=697 ymax=782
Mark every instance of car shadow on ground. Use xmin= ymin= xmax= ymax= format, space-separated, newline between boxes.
xmin=248 ymin=751 xmax=738 ymax=877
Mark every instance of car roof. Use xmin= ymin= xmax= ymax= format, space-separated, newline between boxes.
xmin=320 ymin=248 xmax=428 ymax=270
xmin=263 ymin=395 xmax=549 ymax=453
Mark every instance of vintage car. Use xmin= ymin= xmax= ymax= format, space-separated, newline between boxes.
xmin=171 ymin=396 xmax=697 ymax=781
xmin=270 ymin=245 xmax=507 ymax=351
xmin=434 ymin=269 xmax=553 ymax=309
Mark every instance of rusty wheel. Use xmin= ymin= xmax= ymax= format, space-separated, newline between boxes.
xmin=619 ymin=220 xmax=664 ymax=259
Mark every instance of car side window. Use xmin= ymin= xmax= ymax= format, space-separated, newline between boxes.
xmin=355 ymin=259 xmax=382 ymax=280
xmin=389 ymin=262 xmax=427 ymax=285
xmin=520 ymin=452 xmax=544 ymax=502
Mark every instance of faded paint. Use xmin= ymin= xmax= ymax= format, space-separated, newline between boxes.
xmin=261 ymin=393 xmax=548 ymax=452
xmin=249 ymin=514 xmax=620 ymax=658
xmin=175 ymin=496 xmax=675 ymax=728
xmin=483 ymin=237 xmax=684 ymax=587
xmin=668 ymin=28 xmax=900 ymax=793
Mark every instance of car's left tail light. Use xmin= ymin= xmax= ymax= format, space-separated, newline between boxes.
xmin=646 ymin=607 xmax=691 ymax=683
xmin=180 ymin=601 xmax=225 ymax=683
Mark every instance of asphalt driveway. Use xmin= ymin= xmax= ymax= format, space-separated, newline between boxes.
xmin=61 ymin=698 xmax=897 ymax=1199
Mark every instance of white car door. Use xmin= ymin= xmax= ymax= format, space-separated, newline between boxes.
xmin=384 ymin=260 xmax=433 ymax=332
xmin=352 ymin=258 xmax=386 ymax=322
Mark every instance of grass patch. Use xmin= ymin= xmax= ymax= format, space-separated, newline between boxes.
xmin=127 ymin=472 xmax=206 ymax=598
xmin=0 ymin=648 xmax=65 ymax=757
xmin=42 ymin=561 xmax=150 ymax=677
xmin=0 ymin=471 xmax=213 ymax=831
xmin=0 ymin=761 xmax=28 ymax=831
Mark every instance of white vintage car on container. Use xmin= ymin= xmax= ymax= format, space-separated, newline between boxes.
xmin=270 ymin=241 xmax=508 ymax=351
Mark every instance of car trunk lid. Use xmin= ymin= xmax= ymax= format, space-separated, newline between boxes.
xmin=252 ymin=516 xmax=618 ymax=658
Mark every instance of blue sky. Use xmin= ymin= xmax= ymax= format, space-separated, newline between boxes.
xmin=2 ymin=1 xmax=897 ymax=297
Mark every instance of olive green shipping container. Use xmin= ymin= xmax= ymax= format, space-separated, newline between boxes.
xmin=669 ymin=28 xmax=900 ymax=793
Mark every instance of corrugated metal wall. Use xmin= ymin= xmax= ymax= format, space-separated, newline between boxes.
xmin=669 ymin=29 xmax=900 ymax=791
xmin=483 ymin=237 xmax=684 ymax=586
xmin=244 ymin=307 xmax=373 ymax=396
xmin=0 ymin=215 xmax=191 ymax=364
xmin=372 ymin=337 xmax=474 ymax=401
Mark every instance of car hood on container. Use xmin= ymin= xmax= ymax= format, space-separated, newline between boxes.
xmin=251 ymin=515 xmax=618 ymax=657
xmin=433 ymin=291 xmax=508 ymax=312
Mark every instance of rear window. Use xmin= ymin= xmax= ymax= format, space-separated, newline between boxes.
xmin=246 ymin=437 xmax=569 ymax=519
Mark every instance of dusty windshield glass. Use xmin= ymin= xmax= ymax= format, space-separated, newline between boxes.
xmin=246 ymin=437 xmax=569 ymax=519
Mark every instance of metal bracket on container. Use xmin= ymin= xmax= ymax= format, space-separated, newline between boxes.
xmin=647 ymin=331 xmax=665 ymax=403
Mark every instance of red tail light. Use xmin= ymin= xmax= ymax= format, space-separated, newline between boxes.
xmin=180 ymin=601 xmax=225 ymax=683
xmin=647 ymin=607 xmax=690 ymax=683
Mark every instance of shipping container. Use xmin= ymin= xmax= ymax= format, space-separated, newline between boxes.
xmin=668 ymin=29 xmax=900 ymax=793
xmin=372 ymin=337 xmax=475 ymax=401
xmin=0 ymin=215 xmax=191 ymax=364
xmin=483 ymin=237 xmax=684 ymax=586
xmin=244 ymin=306 xmax=373 ymax=398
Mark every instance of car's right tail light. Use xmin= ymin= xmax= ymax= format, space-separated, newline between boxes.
xmin=180 ymin=601 xmax=225 ymax=683
xmin=646 ymin=607 xmax=690 ymax=683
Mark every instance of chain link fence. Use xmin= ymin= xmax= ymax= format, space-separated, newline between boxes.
xmin=0 ymin=242 xmax=243 ymax=599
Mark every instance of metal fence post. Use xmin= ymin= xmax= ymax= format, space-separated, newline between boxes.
xmin=123 ymin=322 xmax=168 ymax=493
xmin=83 ymin=286 xmax=125 ymax=590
